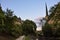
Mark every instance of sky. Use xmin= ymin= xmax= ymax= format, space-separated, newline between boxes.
xmin=0 ymin=0 xmax=60 ymax=21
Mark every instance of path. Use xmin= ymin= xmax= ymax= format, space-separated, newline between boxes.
xmin=16 ymin=35 xmax=25 ymax=40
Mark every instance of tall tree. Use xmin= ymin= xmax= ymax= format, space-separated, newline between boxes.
xmin=0 ymin=4 xmax=5 ymax=25
xmin=6 ymin=8 xmax=13 ymax=17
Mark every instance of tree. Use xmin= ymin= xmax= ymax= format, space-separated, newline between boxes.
xmin=22 ymin=20 xmax=37 ymax=35
xmin=42 ymin=22 xmax=53 ymax=37
xmin=5 ymin=9 xmax=23 ymax=37
xmin=0 ymin=4 xmax=6 ymax=33
xmin=52 ymin=23 xmax=60 ymax=37
xmin=0 ymin=4 xmax=23 ymax=38
xmin=47 ymin=2 xmax=60 ymax=37
xmin=6 ymin=8 xmax=13 ymax=17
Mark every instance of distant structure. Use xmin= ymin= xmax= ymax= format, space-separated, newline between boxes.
xmin=45 ymin=3 xmax=48 ymax=21
xmin=36 ymin=3 xmax=49 ymax=31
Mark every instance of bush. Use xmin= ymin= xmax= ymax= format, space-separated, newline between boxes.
xmin=8 ymin=25 xmax=23 ymax=38
xmin=42 ymin=23 xmax=53 ymax=37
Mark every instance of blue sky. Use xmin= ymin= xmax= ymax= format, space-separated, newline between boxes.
xmin=0 ymin=0 xmax=60 ymax=21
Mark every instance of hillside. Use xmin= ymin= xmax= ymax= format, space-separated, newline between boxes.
xmin=48 ymin=2 xmax=60 ymax=24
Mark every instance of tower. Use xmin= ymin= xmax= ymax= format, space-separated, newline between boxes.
xmin=45 ymin=3 xmax=48 ymax=21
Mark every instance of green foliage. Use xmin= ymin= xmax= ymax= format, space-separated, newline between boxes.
xmin=6 ymin=8 xmax=13 ymax=17
xmin=5 ymin=9 xmax=23 ymax=37
xmin=0 ymin=6 xmax=5 ymax=19
xmin=42 ymin=23 xmax=53 ymax=37
xmin=22 ymin=20 xmax=37 ymax=35
xmin=9 ymin=25 xmax=23 ymax=37
xmin=47 ymin=2 xmax=60 ymax=37
xmin=49 ymin=2 xmax=60 ymax=21
xmin=0 ymin=5 xmax=23 ymax=38
xmin=51 ymin=23 xmax=60 ymax=37
xmin=41 ymin=2 xmax=60 ymax=37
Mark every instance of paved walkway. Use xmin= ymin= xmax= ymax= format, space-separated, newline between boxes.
xmin=16 ymin=35 xmax=25 ymax=40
